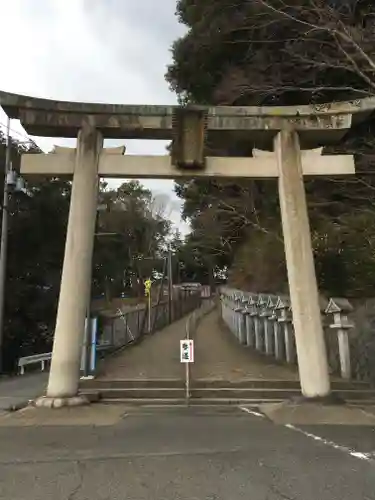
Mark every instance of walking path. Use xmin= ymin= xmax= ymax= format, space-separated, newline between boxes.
xmin=100 ymin=310 xmax=297 ymax=381
xmin=191 ymin=311 xmax=298 ymax=381
xmin=100 ymin=315 xmax=188 ymax=379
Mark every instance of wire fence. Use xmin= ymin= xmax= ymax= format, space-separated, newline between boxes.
xmin=96 ymin=291 xmax=202 ymax=356
xmin=18 ymin=291 xmax=205 ymax=377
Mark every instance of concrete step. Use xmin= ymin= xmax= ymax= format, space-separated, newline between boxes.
xmin=100 ymin=397 xmax=285 ymax=406
xmin=80 ymin=378 xmax=370 ymax=391
xmin=99 ymin=397 xmax=375 ymax=407
xmin=90 ymin=386 xmax=375 ymax=401
xmin=194 ymin=379 xmax=370 ymax=390
xmin=193 ymin=388 xmax=375 ymax=401
xmin=81 ymin=379 xmax=185 ymax=390
xmin=348 ymin=400 xmax=375 ymax=406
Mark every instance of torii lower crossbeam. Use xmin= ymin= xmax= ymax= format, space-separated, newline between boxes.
xmin=21 ymin=149 xmax=355 ymax=179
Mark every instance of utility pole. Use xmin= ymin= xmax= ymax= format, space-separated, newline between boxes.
xmin=176 ymin=257 xmax=181 ymax=284
xmin=0 ymin=118 xmax=11 ymax=373
xmin=168 ymin=249 xmax=173 ymax=323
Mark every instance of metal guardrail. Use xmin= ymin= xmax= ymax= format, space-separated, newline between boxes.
xmin=18 ymin=352 xmax=52 ymax=375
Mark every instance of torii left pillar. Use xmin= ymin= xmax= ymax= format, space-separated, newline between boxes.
xmin=35 ymin=123 xmax=103 ymax=408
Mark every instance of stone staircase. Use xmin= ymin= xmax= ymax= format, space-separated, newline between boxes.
xmin=80 ymin=379 xmax=375 ymax=406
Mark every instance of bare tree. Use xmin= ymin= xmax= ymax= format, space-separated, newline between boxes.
xmin=206 ymin=0 xmax=375 ymax=105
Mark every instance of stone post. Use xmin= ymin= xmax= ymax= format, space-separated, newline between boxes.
xmin=223 ymin=292 xmax=230 ymax=329
xmin=230 ymin=293 xmax=237 ymax=334
xmin=227 ymin=293 xmax=233 ymax=331
xmin=224 ymin=295 xmax=230 ymax=328
xmin=263 ymin=297 xmax=275 ymax=356
xmin=36 ymin=124 xmax=103 ymax=408
xmin=237 ymin=296 xmax=248 ymax=345
xmin=230 ymin=293 xmax=237 ymax=335
xmin=275 ymin=130 xmax=331 ymax=398
xmin=220 ymin=293 xmax=229 ymax=327
xmin=276 ymin=297 xmax=296 ymax=364
xmin=253 ymin=295 xmax=264 ymax=352
xmin=269 ymin=296 xmax=283 ymax=359
xmin=220 ymin=294 xmax=225 ymax=324
xmin=258 ymin=295 xmax=267 ymax=352
xmin=325 ymin=298 xmax=354 ymax=380
xmin=234 ymin=293 xmax=243 ymax=340
xmin=224 ymin=293 xmax=231 ymax=328
xmin=245 ymin=296 xmax=255 ymax=347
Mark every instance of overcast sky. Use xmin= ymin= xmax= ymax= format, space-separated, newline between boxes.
xmin=0 ymin=0 xmax=189 ymax=232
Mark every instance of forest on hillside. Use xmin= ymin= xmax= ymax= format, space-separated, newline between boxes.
xmin=166 ymin=0 xmax=375 ymax=297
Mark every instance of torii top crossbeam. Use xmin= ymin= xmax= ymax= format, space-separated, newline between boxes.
xmin=0 ymin=91 xmax=373 ymax=150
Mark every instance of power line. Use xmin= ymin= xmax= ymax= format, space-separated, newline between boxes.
xmin=0 ymin=121 xmax=39 ymax=149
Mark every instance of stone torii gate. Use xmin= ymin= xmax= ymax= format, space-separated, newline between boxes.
xmin=0 ymin=91 xmax=368 ymax=407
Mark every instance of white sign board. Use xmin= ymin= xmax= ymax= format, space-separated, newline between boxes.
xmin=180 ymin=339 xmax=194 ymax=363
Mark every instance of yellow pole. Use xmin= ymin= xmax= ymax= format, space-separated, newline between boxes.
xmin=148 ymin=289 xmax=151 ymax=333
xmin=144 ymin=278 xmax=152 ymax=333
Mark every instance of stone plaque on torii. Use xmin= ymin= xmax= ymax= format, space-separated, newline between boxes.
xmin=0 ymin=91 xmax=368 ymax=407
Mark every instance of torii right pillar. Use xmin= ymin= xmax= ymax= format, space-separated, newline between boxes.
xmin=275 ymin=128 xmax=330 ymax=398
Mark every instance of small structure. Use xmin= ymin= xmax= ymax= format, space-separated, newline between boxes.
xmin=325 ymin=298 xmax=354 ymax=380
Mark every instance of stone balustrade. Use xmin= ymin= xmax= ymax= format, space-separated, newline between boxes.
xmin=219 ymin=287 xmax=355 ymax=380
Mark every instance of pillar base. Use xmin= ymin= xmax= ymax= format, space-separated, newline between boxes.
xmin=33 ymin=394 xmax=90 ymax=409
xmin=289 ymin=393 xmax=345 ymax=406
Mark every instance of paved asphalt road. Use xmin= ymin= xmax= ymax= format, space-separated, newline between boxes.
xmin=0 ymin=405 xmax=374 ymax=499
xmin=0 ymin=372 xmax=47 ymax=410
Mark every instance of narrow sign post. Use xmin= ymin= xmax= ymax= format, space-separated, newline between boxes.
xmin=180 ymin=339 xmax=194 ymax=404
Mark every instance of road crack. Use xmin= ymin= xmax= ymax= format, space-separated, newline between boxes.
xmin=67 ymin=461 xmax=85 ymax=500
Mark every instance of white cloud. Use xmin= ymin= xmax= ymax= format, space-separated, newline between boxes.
xmin=0 ymin=0 xmax=189 ymax=233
